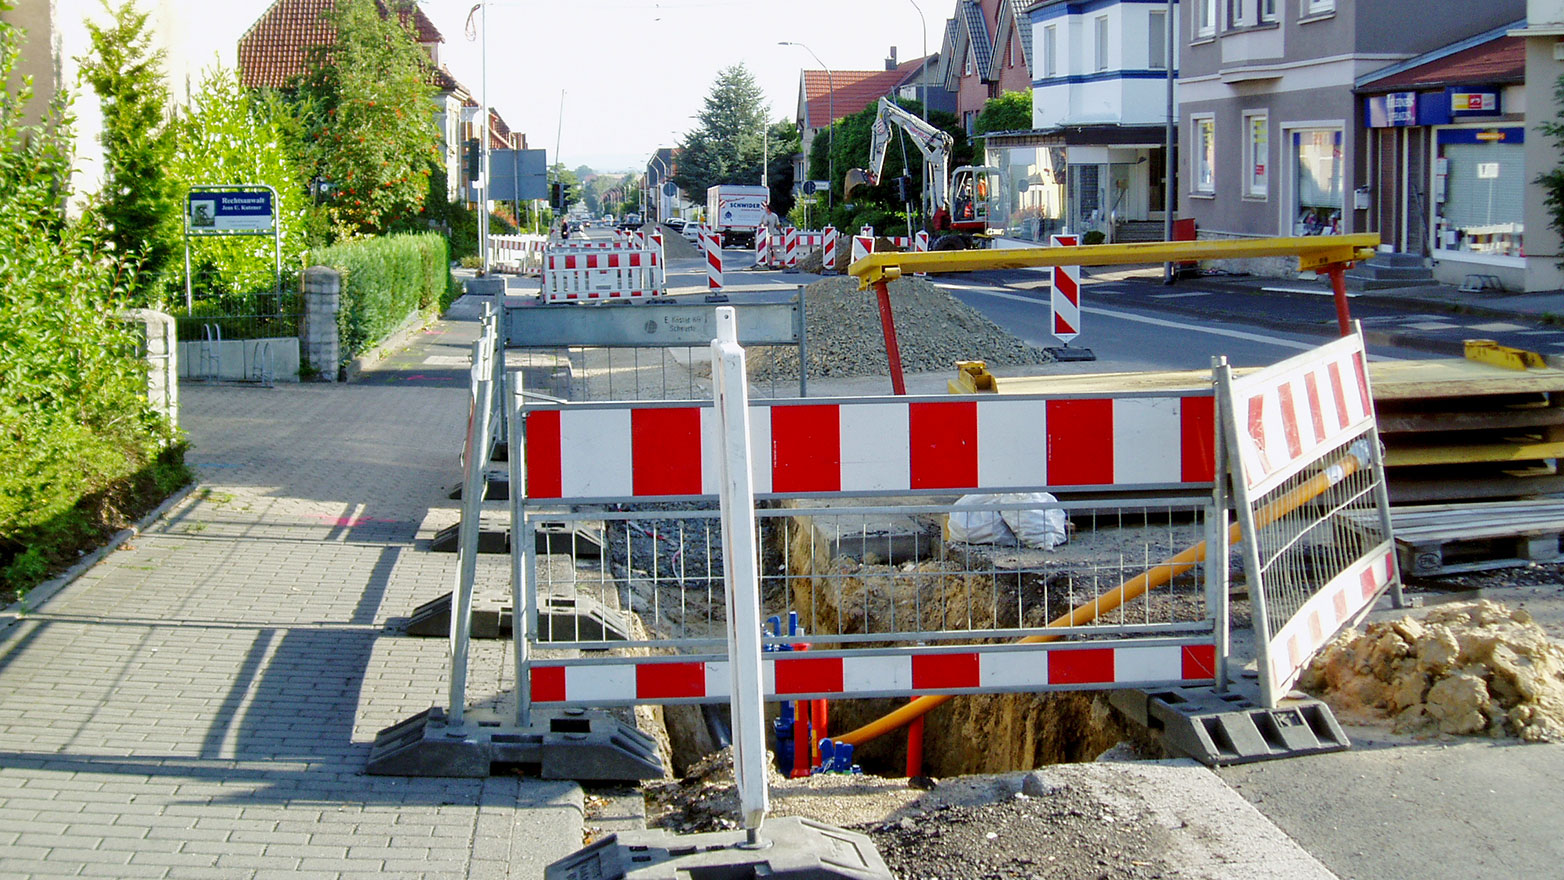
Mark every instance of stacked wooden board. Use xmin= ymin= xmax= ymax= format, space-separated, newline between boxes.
xmin=949 ymin=355 xmax=1564 ymax=503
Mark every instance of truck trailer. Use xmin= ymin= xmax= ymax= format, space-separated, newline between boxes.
xmin=705 ymin=185 xmax=770 ymax=248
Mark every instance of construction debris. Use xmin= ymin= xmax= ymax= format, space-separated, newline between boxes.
xmin=1300 ymin=600 xmax=1564 ymax=742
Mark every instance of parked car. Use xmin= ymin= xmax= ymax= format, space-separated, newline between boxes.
xmin=681 ymin=222 xmax=704 ymax=244
xmin=664 ymin=218 xmax=686 ymax=233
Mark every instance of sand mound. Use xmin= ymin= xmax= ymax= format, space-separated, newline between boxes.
xmin=1300 ymin=600 xmax=1564 ymax=742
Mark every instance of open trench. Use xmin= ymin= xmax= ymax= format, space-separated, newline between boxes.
xmin=603 ymin=502 xmax=1209 ymax=778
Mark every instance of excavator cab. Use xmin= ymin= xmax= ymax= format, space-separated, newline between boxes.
xmin=950 ymin=165 xmax=1004 ymax=233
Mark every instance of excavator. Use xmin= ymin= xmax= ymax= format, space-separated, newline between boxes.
xmin=843 ymin=97 xmax=1007 ymax=249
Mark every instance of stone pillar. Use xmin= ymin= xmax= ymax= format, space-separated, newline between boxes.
xmin=302 ymin=266 xmax=341 ymax=382
xmin=121 ymin=309 xmax=179 ymax=431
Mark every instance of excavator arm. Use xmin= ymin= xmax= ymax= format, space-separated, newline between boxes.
xmin=845 ymin=97 xmax=952 ymax=215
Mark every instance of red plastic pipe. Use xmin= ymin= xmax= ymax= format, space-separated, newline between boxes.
xmin=874 ymin=279 xmax=908 ymax=395
xmin=791 ymin=699 xmax=810 ymax=778
xmin=905 ymin=700 xmax=924 ymax=777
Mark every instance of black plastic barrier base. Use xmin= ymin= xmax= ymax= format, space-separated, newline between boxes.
xmin=402 ymin=592 xmax=629 ymax=642
xmin=546 ymin=817 xmax=893 ymax=880
xmin=366 ymin=706 xmax=662 ymax=780
xmin=1111 ymin=684 xmax=1350 ymax=766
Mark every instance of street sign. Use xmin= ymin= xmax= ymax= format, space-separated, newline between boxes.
xmin=489 ymin=149 xmax=547 ymax=201
xmin=663 ymin=181 xmax=678 ymax=197
xmin=186 ymin=189 xmax=274 ymax=235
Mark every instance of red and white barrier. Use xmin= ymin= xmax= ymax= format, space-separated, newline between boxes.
xmin=851 ymin=232 xmax=875 ymax=265
xmin=914 ymin=230 xmax=929 ymax=277
xmin=521 ymin=393 xmax=1216 ymax=500
xmin=1050 ymin=234 xmax=1081 ymax=344
xmin=488 ymin=234 xmax=548 ymax=275
xmin=704 ymin=228 xmax=723 ymax=290
xmin=1226 ymin=335 xmax=1374 ymax=495
xmin=822 ymin=227 xmax=837 ymax=271
xmin=754 ymin=226 xmax=770 ymax=268
xmin=541 ymin=248 xmax=666 ymax=303
xmin=529 ymin=641 xmax=1219 ymax=704
xmin=784 ymin=226 xmax=799 ymax=268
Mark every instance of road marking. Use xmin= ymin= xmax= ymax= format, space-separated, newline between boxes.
xmin=1404 ymin=321 xmax=1459 ymax=331
xmin=1468 ymin=321 xmax=1530 ymax=332
xmin=1149 ymin=291 xmax=1214 ymax=300
xmin=423 ymin=355 xmax=470 ymax=366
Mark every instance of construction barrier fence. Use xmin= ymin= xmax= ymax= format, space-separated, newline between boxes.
xmin=1216 ymin=329 xmax=1402 ymax=706
xmin=489 ymin=234 xmax=547 ymax=275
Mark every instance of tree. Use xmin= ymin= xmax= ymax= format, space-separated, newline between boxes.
xmin=671 ymin=64 xmax=769 ymax=197
xmin=293 ymin=0 xmax=439 ymax=236
xmin=169 ymin=67 xmax=311 ymax=300
xmin=973 ymin=90 xmax=1032 ymax=158
xmin=78 ymin=0 xmax=179 ymax=304
xmin=766 ymin=118 xmax=801 ymax=218
xmin=1537 ymin=74 xmax=1564 ymax=268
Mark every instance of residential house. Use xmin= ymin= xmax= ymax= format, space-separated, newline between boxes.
xmin=791 ymin=49 xmax=942 ymax=189
xmin=981 ymin=0 xmax=1179 ymax=243
xmin=1176 ymin=0 xmax=1525 ymax=275
xmin=1512 ymin=0 xmax=1564 ymax=291
xmin=1 ymin=0 xmax=271 ymax=204
xmin=942 ymin=0 xmax=1034 ymax=134
xmin=238 ymin=0 xmax=523 ymax=206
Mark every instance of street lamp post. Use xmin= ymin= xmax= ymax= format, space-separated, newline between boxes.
xmin=779 ymin=41 xmax=833 ymax=210
xmin=908 ymin=0 xmax=928 ymax=121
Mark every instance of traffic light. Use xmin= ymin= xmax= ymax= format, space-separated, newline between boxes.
xmin=895 ymin=175 xmax=913 ymax=203
xmin=462 ymin=138 xmax=479 ymax=182
xmin=550 ymin=182 xmax=564 ymax=210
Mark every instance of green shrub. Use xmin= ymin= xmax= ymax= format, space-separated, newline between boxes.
xmin=308 ymin=232 xmax=452 ymax=360
xmin=0 ymin=4 xmax=186 ymax=599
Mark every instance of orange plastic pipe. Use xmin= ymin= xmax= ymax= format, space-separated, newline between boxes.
xmin=834 ymin=449 xmax=1364 ymax=748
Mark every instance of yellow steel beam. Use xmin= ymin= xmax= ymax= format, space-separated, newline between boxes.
xmin=847 ymin=234 xmax=1381 ymax=288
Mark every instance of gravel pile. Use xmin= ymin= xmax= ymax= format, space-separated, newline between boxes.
xmin=750 ymin=276 xmax=1051 ymax=380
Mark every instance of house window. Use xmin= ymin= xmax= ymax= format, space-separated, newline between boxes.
xmin=1260 ymin=0 xmax=1278 ymax=21
xmin=1095 ymin=16 xmax=1109 ymax=71
xmin=1245 ymin=112 xmax=1268 ymax=197
xmin=1291 ymin=128 xmax=1342 ymax=234
xmin=1229 ymin=0 xmax=1249 ymax=28
xmin=1198 ymin=0 xmax=1217 ymax=36
xmin=965 ymin=52 xmax=973 ymax=76
xmin=1044 ymin=25 xmax=1057 ymax=77
xmin=1149 ymin=11 xmax=1167 ymax=69
xmin=1193 ymin=115 xmax=1216 ymax=194
xmin=1304 ymin=0 xmax=1334 ymax=15
xmin=1006 ymin=37 xmax=1014 ymax=68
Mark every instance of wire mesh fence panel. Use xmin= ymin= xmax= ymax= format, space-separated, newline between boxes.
xmin=505 ymin=346 xmax=806 ymax=402
xmin=519 ymin=497 xmax=1219 ymax=708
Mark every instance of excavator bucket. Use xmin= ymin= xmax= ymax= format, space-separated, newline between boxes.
xmin=843 ymin=168 xmax=873 ymax=201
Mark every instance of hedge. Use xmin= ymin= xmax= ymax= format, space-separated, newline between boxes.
xmin=307 ymin=232 xmax=455 ymax=361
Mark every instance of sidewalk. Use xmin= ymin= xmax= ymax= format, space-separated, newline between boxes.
xmin=0 ymin=295 xmax=583 ymax=880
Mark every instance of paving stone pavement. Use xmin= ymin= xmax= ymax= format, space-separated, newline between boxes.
xmin=0 ymin=296 xmax=585 ymax=880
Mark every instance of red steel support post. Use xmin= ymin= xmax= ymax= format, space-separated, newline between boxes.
xmin=1326 ymin=263 xmax=1352 ymax=336
xmin=874 ymin=279 xmax=908 ymax=395
xmin=905 ymin=701 xmax=924 ymax=777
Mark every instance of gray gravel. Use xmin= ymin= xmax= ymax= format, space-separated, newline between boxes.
xmin=749 ymin=276 xmax=1052 ymax=380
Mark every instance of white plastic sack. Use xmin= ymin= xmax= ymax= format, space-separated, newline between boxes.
xmin=948 ymin=495 xmax=1017 ymax=545
xmin=995 ymin=492 xmax=1069 ymax=550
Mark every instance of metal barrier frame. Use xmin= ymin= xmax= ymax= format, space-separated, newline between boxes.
xmin=499 ymin=379 xmax=1226 ymax=727
xmin=1216 ymin=327 xmax=1403 ymax=707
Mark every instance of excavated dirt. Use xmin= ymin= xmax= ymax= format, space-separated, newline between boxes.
xmin=1300 ymin=599 xmax=1564 ymax=742
xmin=747 ymin=276 xmax=1051 ymax=381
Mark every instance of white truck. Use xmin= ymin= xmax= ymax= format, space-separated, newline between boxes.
xmin=705 ymin=185 xmax=770 ymax=248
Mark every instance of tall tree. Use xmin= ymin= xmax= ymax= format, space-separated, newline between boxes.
xmin=78 ymin=0 xmax=179 ymax=303
xmin=671 ymin=64 xmax=769 ymax=197
xmin=973 ymin=90 xmax=1032 ymax=158
xmin=293 ymin=0 xmax=438 ymax=236
xmin=766 ymin=118 xmax=801 ymax=218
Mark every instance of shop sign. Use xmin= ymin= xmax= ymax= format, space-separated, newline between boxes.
xmin=1447 ymin=86 xmax=1500 ymax=118
xmin=1365 ymin=92 xmax=1418 ymax=128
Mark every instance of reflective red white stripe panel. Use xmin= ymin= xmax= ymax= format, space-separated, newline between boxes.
xmin=530 ymin=642 xmax=1218 ymax=705
xmin=1267 ymin=549 xmax=1395 ymax=698
xmin=522 ymin=394 xmax=1216 ymax=499
xmin=1227 ymin=334 xmax=1374 ymax=492
xmin=1050 ymin=234 xmax=1081 ymax=343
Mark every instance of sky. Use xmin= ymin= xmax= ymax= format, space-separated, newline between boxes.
xmin=414 ymin=0 xmax=942 ymax=174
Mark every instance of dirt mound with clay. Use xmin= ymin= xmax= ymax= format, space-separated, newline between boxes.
xmin=1300 ymin=600 xmax=1564 ymax=742
xmin=748 ymin=275 xmax=1051 ymax=380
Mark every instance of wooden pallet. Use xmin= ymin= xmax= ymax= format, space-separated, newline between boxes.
xmin=1343 ymin=499 xmax=1564 ymax=576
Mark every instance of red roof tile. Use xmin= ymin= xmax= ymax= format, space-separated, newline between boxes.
xmin=801 ymin=56 xmax=931 ymax=127
xmin=238 ymin=0 xmax=444 ymax=90
xmin=1362 ymin=35 xmax=1525 ymax=92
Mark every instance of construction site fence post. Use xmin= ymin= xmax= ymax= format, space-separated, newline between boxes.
xmin=711 ymin=307 xmax=770 ymax=836
xmin=506 ymin=368 xmax=532 ymax=728
xmin=1208 ymin=355 xmax=1233 ymax=693
xmin=449 ymin=331 xmax=494 ymax=725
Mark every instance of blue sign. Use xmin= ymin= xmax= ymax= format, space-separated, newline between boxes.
xmin=187 ymin=189 xmax=274 ymax=235
xmin=1365 ymin=92 xmax=1418 ymax=128
xmin=488 ymin=149 xmax=547 ymax=201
